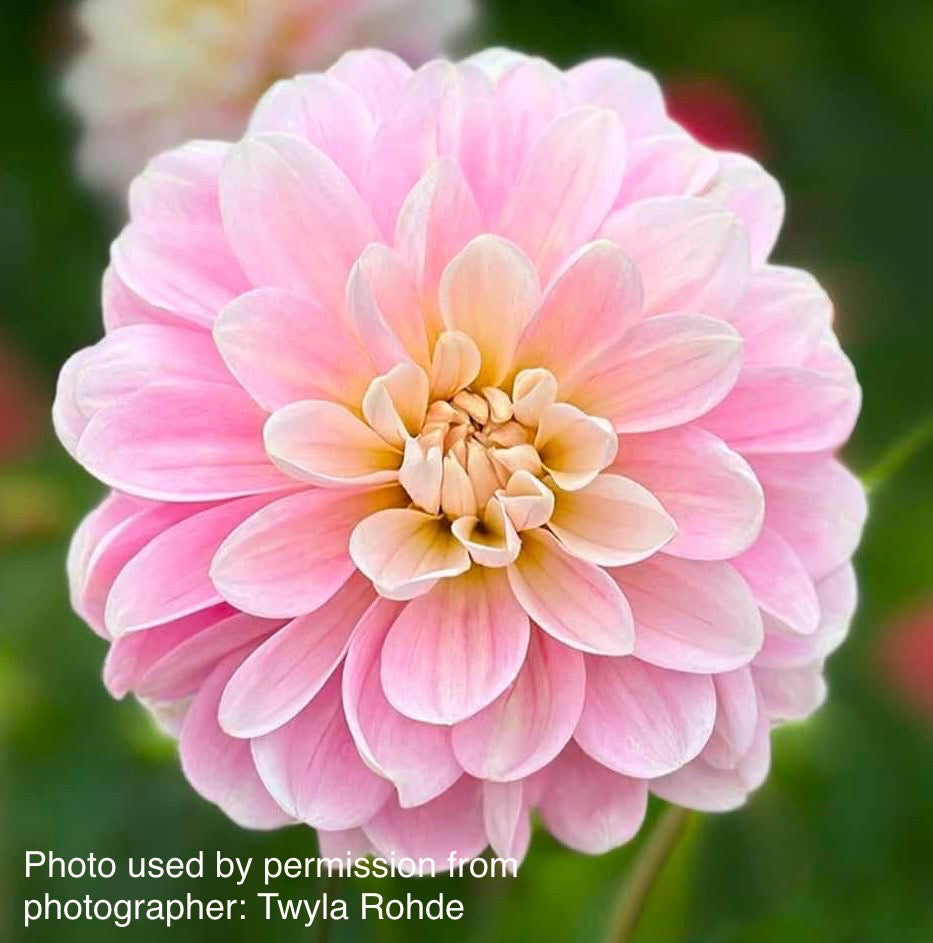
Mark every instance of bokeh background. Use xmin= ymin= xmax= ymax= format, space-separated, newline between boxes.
xmin=2 ymin=1 xmax=932 ymax=940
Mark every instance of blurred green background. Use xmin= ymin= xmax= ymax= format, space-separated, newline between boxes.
xmin=2 ymin=0 xmax=932 ymax=940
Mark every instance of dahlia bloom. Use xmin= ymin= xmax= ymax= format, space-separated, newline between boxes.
xmin=63 ymin=0 xmax=473 ymax=192
xmin=54 ymin=48 xmax=865 ymax=866
xmin=882 ymin=604 xmax=933 ymax=719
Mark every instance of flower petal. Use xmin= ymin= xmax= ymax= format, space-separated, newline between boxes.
xmin=179 ymin=653 xmax=292 ymax=830
xmin=613 ymin=555 xmax=764 ymax=673
xmin=264 ymin=400 xmax=401 ymax=487
xmin=380 ymin=568 xmax=531 ymax=724
xmin=601 ymin=197 xmax=750 ymax=316
xmin=213 ymin=288 xmax=373 ymax=412
xmin=77 ymin=383 xmax=290 ymax=501
xmin=395 ymin=157 xmax=483 ymax=327
xmin=500 ymin=107 xmax=627 ymax=281
xmin=132 ymin=610 xmax=281 ymax=702
xmin=700 ymin=364 xmax=861 ymax=454
xmin=732 ymin=526 xmax=820 ymax=636
xmin=725 ymin=265 xmax=832 ymax=369
xmin=218 ymin=574 xmax=375 ymax=739
xmin=349 ymin=508 xmax=470 ymax=596
xmin=507 ymin=529 xmax=635 ymax=655
xmin=439 ymin=235 xmax=540 ymax=388
xmin=563 ymin=314 xmax=743 ymax=433
xmin=752 ymin=455 xmax=867 ymax=580
xmin=343 ymin=598 xmax=462 ymax=807
xmin=548 ymin=474 xmax=676 ymax=567
xmin=211 ymin=486 xmax=405 ymax=619
xmin=452 ymin=629 xmax=585 ymax=780
xmin=575 ymin=656 xmax=716 ymax=777
xmin=363 ymin=777 xmax=487 ymax=871
xmin=513 ymin=240 xmax=642 ymax=381
xmin=539 ymin=742 xmax=648 ymax=855
xmin=250 ymin=673 xmax=392 ymax=829
xmin=105 ymin=494 xmax=274 ymax=637
xmin=703 ymin=153 xmax=784 ymax=265
xmin=346 ymin=244 xmax=431 ymax=372
xmin=615 ymin=426 xmax=764 ymax=560
xmin=535 ymin=403 xmax=618 ymax=491
xmin=483 ymin=781 xmax=531 ymax=863
xmin=220 ymin=133 xmax=379 ymax=311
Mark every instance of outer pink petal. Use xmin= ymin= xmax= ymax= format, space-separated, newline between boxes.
xmin=514 ymin=240 xmax=642 ymax=381
xmin=104 ymin=494 xmax=274 ymax=636
xmin=565 ymin=58 xmax=666 ymax=138
xmin=615 ymin=426 xmax=764 ymax=560
xmin=452 ymin=629 xmax=585 ymax=781
xmin=71 ymin=324 xmax=231 ymax=419
xmin=363 ymin=777 xmax=488 ymax=872
xmin=247 ymin=74 xmax=374 ymax=185
xmin=66 ymin=492 xmax=144 ymax=635
xmin=114 ymin=141 xmax=248 ymax=326
xmin=218 ymin=574 xmax=375 ymax=739
xmin=103 ymin=604 xmax=236 ymax=698
xmin=211 ymin=485 xmax=404 ymax=619
xmin=395 ymin=157 xmax=483 ymax=327
xmin=752 ymin=455 xmax=867 ymax=580
xmin=539 ymin=742 xmax=648 ymax=855
xmin=251 ymin=673 xmax=392 ymax=829
xmin=101 ymin=266 xmax=178 ymax=331
xmin=651 ymin=705 xmax=771 ymax=813
xmin=575 ymin=656 xmax=716 ymax=777
xmin=132 ymin=610 xmax=282 ymax=702
xmin=702 ymin=153 xmax=785 ymax=265
xmin=219 ymin=133 xmax=379 ymax=311
xmin=753 ymin=662 xmax=827 ymax=722
xmin=327 ymin=50 xmax=413 ymax=123
xmin=755 ymin=564 xmax=857 ymax=669
xmin=563 ymin=315 xmax=743 ymax=433
xmin=179 ymin=653 xmax=292 ymax=830
xmin=500 ymin=107 xmax=627 ymax=282
xmin=482 ymin=780 xmax=531 ymax=863
xmin=380 ymin=568 xmax=531 ymax=724
xmin=213 ymin=288 xmax=373 ymax=412
xmin=506 ymin=529 xmax=635 ymax=656
xmin=342 ymin=598 xmax=462 ymax=807
xmin=725 ymin=265 xmax=832 ymax=369
xmin=700 ymin=364 xmax=861 ymax=454
xmin=732 ymin=526 xmax=820 ymax=636
xmin=76 ymin=383 xmax=291 ymax=501
xmin=317 ymin=828 xmax=375 ymax=859
xmin=614 ymin=133 xmax=718 ymax=207
xmin=701 ymin=668 xmax=759 ymax=769
xmin=601 ymin=197 xmax=750 ymax=316
xmin=613 ymin=555 xmax=764 ymax=673
xmin=346 ymin=244 xmax=431 ymax=371
xmin=362 ymin=61 xmax=495 ymax=236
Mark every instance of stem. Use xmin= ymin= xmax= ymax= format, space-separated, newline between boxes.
xmin=861 ymin=415 xmax=933 ymax=494
xmin=604 ymin=804 xmax=695 ymax=943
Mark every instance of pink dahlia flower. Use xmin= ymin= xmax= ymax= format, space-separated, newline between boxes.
xmin=54 ymin=48 xmax=866 ymax=865
xmin=63 ymin=0 xmax=473 ymax=193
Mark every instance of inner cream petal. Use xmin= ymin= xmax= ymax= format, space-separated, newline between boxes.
xmin=430 ymin=330 xmax=482 ymax=400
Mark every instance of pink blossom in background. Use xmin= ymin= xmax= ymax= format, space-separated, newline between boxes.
xmin=54 ymin=48 xmax=865 ymax=866
xmin=666 ymin=76 xmax=767 ymax=158
xmin=882 ymin=605 xmax=933 ymax=719
xmin=63 ymin=0 xmax=474 ymax=193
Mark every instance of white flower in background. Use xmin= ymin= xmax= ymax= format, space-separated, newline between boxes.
xmin=63 ymin=0 xmax=474 ymax=193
